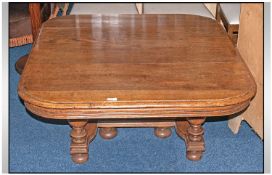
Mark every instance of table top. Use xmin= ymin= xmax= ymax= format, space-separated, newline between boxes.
xmin=18 ymin=15 xmax=256 ymax=119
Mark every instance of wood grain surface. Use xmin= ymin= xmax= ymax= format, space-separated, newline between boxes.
xmin=18 ymin=15 xmax=256 ymax=119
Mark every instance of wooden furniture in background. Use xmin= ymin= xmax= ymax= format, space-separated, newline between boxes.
xmin=9 ymin=3 xmax=50 ymax=47
xmin=136 ymin=3 xmax=143 ymax=14
xmin=18 ymin=15 xmax=256 ymax=164
xmin=204 ymin=3 xmax=217 ymax=17
xmin=228 ymin=3 xmax=263 ymax=139
xmin=68 ymin=3 xmax=214 ymax=17
xmin=28 ymin=3 xmax=42 ymax=40
xmin=14 ymin=3 xmax=50 ymax=74
xmin=216 ymin=3 xmax=240 ymax=44
xmin=70 ymin=3 xmax=138 ymax=15
xmin=9 ymin=3 xmax=33 ymax=47
xmin=49 ymin=3 xmax=69 ymax=19
xmin=143 ymin=3 xmax=214 ymax=19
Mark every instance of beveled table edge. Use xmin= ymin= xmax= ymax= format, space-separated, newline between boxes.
xmin=18 ymin=81 xmax=256 ymax=108
xmin=24 ymin=99 xmax=251 ymax=120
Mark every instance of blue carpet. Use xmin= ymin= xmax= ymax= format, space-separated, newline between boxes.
xmin=9 ymin=44 xmax=263 ymax=173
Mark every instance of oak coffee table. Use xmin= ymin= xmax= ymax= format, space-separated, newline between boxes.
xmin=18 ymin=15 xmax=256 ymax=164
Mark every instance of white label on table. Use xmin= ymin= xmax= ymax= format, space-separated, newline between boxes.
xmin=106 ymin=97 xmax=118 ymax=101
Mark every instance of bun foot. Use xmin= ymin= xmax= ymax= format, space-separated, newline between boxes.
xmin=186 ymin=151 xmax=202 ymax=161
xmin=154 ymin=127 xmax=172 ymax=139
xmin=99 ymin=127 xmax=118 ymax=140
xmin=15 ymin=54 xmax=28 ymax=74
xmin=71 ymin=153 xmax=88 ymax=164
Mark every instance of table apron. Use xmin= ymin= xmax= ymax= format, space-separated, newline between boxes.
xmin=24 ymin=101 xmax=250 ymax=120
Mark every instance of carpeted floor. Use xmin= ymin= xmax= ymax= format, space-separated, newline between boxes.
xmin=9 ymin=44 xmax=263 ymax=173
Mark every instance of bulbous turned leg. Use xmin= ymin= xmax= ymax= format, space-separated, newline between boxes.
xmin=154 ymin=127 xmax=172 ymax=139
xmin=99 ymin=127 xmax=118 ymax=140
xmin=186 ymin=117 xmax=205 ymax=161
xmin=68 ymin=120 xmax=97 ymax=164
xmin=176 ymin=117 xmax=206 ymax=161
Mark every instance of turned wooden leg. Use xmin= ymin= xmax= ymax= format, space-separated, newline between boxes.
xmin=186 ymin=118 xmax=205 ymax=160
xmin=154 ymin=127 xmax=172 ymax=139
xmin=68 ymin=120 xmax=97 ymax=164
xmin=99 ymin=127 xmax=118 ymax=140
xmin=176 ymin=117 xmax=206 ymax=161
